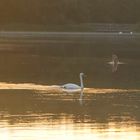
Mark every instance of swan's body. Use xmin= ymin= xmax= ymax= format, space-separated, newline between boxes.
xmin=62 ymin=83 xmax=81 ymax=90
xmin=61 ymin=73 xmax=84 ymax=100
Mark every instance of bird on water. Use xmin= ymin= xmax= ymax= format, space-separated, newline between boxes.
xmin=61 ymin=72 xmax=85 ymax=100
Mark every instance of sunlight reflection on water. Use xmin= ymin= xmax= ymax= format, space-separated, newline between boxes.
xmin=0 ymin=82 xmax=139 ymax=94
xmin=0 ymin=115 xmax=139 ymax=140
xmin=0 ymin=83 xmax=139 ymax=140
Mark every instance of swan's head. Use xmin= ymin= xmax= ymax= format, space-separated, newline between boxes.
xmin=80 ymin=73 xmax=84 ymax=77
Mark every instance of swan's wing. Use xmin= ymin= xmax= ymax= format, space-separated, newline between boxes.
xmin=61 ymin=83 xmax=81 ymax=89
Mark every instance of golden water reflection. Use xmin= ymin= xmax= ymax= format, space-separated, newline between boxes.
xmin=0 ymin=82 xmax=139 ymax=140
xmin=0 ymin=114 xmax=139 ymax=140
xmin=0 ymin=82 xmax=139 ymax=94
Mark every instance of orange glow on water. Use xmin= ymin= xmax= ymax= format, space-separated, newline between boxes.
xmin=0 ymin=82 xmax=139 ymax=94
xmin=0 ymin=116 xmax=139 ymax=140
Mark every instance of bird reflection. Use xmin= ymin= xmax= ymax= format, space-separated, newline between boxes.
xmin=111 ymin=54 xmax=119 ymax=72
xmin=108 ymin=54 xmax=120 ymax=72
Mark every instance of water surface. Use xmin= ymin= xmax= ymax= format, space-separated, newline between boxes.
xmin=0 ymin=32 xmax=139 ymax=140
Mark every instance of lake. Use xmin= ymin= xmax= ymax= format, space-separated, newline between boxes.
xmin=0 ymin=32 xmax=139 ymax=140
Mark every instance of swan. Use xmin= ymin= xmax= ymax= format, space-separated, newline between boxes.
xmin=61 ymin=73 xmax=85 ymax=100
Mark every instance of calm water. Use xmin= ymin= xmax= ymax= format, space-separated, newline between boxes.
xmin=0 ymin=32 xmax=139 ymax=140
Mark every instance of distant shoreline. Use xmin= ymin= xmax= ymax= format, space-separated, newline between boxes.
xmin=0 ymin=31 xmax=139 ymax=38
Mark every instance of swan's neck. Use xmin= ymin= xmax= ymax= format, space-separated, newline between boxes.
xmin=79 ymin=74 xmax=84 ymax=100
xmin=80 ymin=75 xmax=84 ymax=89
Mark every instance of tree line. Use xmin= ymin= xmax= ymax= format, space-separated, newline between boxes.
xmin=0 ymin=0 xmax=139 ymax=25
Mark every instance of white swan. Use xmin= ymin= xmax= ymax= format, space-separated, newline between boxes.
xmin=61 ymin=73 xmax=85 ymax=100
